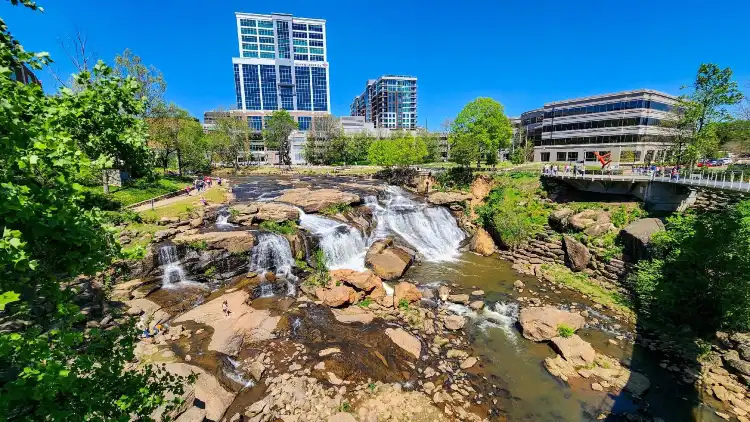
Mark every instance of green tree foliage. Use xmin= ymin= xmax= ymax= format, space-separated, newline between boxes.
xmin=367 ymin=135 xmax=428 ymax=167
xmin=449 ymin=98 xmax=513 ymax=167
xmin=0 ymin=3 xmax=187 ymax=418
xmin=147 ymin=103 xmax=203 ymax=176
xmin=417 ymin=130 xmax=441 ymax=162
xmin=716 ymin=120 xmax=750 ymax=155
xmin=630 ymin=201 xmax=750 ymax=333
xmin=304 ymin=115 xmax=341 ymax=164
xmin=209 ymin=113 xmax=249 ymax=170
xmin=113 ymin=48 xmax=167 ymax=117
xmin=263 ymin=110 xmax=297 ymax=165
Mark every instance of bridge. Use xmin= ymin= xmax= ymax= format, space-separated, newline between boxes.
xmin=542 ymin=170 xmax=750 ymax=211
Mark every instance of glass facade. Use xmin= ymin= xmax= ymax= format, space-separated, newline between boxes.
xmin=544 ymin=100 xmax=672 ymax=118
xmin=534 ymin=133 xmax=674 ymax=147
xmin=260 ymin=65 xmax=277 ymax=110
xmin=298 ymin=116 xmax=311 ymax=131
xmin=276 ymin=21 xmax=290 ymax=59
xmin=279 ymin=65 xmax=294 ymax=110
xmin=543 ymin=117 xmax=661 ymax=132
xmin=311 ymin=67 xmax=328 ymax=111
xmin=233 ymin=64 xmax=242 ymax=109
xmin=248 ymin=116 xmax=263 ymax=131
xmin=295 ymin=66 xmax=312 ymax=111
xmin=242 ymin=64 xmax=261 ymax=110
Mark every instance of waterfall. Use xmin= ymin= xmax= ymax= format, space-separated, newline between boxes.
xmin=298 ymin=209 xmax=368 ymax=271
xmin=483 ymin=301 xmax=520 ymax=343
xmin=216 ymin=211 xmax=235 ymax=228
xmin=366 ymin=186 xmax=465 ymax=261
xmin=158 ymin=245 xmax=187 ymax=285
xmin=250 ymin=232 xmax=296 ymax=280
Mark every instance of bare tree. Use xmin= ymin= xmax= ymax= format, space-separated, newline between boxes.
xmin=48 ymin=28 xmax=97 ymax=89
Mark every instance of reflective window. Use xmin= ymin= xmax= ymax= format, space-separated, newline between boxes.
xmin=298 ymin=116 xmax=311 ymax=131
xmin=556 ymin=152 xmax=567 ymax=161
xmin=259 ymin=37 xmax=274 ymax=44
xmin=241 ymin=28 xmax=257 ymax=35
xmin=243 ymin=43 xmax=258 ymax=50
xmin=293 ymin=31 xmax=307 ymax=38
xmin=295 ymin=66 xmax=312 ymax=111
xmin=260 ymin=65 xmax=277 ymax=110
xmin=308 ymin=24 xmax=323 ymax=32
xmin=310 ymin=55 xmax=324 ymax=62
xmin=241 ymin=64 xmax=261 ymax=110
xmin=240 ymin=19 xmax=256 ymax=27
xmin=258 ymin=29 xmax=274 ymax=36
xmin=280 ymin=86 xmax=294 ymax=110
xmin=311 ymin=67 xmax=327 ymax=111
xmin=260 ymin=52 xmax=275 ymax=59
xmin=279 ymin=66 xmax=292 ymax=84
xmin=308 ymin=32 xmax=323 ymax=40
xmin=309 ymin=40 xmax=324 ymax=47
xmin=242 ymin=51 xmax=259 ymax=58
xmin=248 ymin=116 xmax=263 ymax=131
xmin=567 ymin=152 xmax=578 ymax=161
xmin=260 ymin=44 xmax=275 ymax=52
xmin=540 ymin=152 xmax=550 ymax=162
xmin=242 ymin=36 xmax=258 ymax=43
xmin=258 ymin=20 xmax=274 ymax=28
xmin=294 ymin=47 xmax=308 ymax=53
xmin=294 ymin=54 xmax=308 ymax=61
xmin=292 ymin=23 xmax=307 ymax=31
xmin=309 ymin=47 xmax=324 ymax=55
xmin=276 ymin=21 xmax=290 ymax=59
xmin=293 ymin=39 xmax=307 ymax=46
xmin=233 ymin=64 xmax=242 ymax=109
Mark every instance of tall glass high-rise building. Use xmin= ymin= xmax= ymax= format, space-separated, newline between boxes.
xmin=232 ymin=12 xmax=330 ymax=130
xmin=350 ymin=75 xmax=417 ymax=130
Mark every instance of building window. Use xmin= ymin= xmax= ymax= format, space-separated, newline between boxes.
xmin=294 ymin=54 xmax=308 ymax=61
xmin=634 ymin=151 xmax=642 ymax=161
xmin=292 ymin=23 xmax=307 ymax=31
xmin=540 ymin=152 xmax=550 ymax=162
xmin=308 ymin=24 xmax=323 ymax=32
xmin=585 ymin=151 xmax=596 ymax=161
xmin=556 ymin=152 xmax=567 ymax=161
xmin=259 ymin=44 xmax=275 ymax=52
xmin=309 ymin=40 xmax=324 ymax=47
xmin=567 ymin=152 xmax=578 ymax=161
xmin=309 ymin=48 xmax=324 ymax=55
xmin=248 ymin=116 xmax=262 ymax=131
xmin=298 ymin=116 xmax=311 ymax=131
xmin=308 ymin=32 xmax=323 ymax=40
xmin=294 ymin=47 xmax=308 ymax=54
xmin=295 ymin=66 xmax=311 ymax=111
xmin=257 ymin=20 xmax=274 ymax=28
xmin=242 ymin=64 xmax=261 ymax=111
xmin=260 ymin=65 xmax=277 ymax=111
xmin=258 ymin=29 xmax=274 ymax=36
xmin=293 ymin=31 xmax=307 ymax=38
xmin=280 ymin=66 xmax=294 ymax=110
xmin=310 ymin=55 xmax=324 ymax=62
xmin=233 ymin=64 xmax=242 ymax=110
xmin=258 ymin=37 xmax=274 ymax=44
xmin=242 ymin=51 xmax=259 ymax=58
xmin=241 ymin=28 xmax=257 ymax=35
xmin=260 ymin=52 xmax=275 ymax=59
xmin=243 ymin=43 xmax=258 ymax=50
xmin=311 ymin=67 xmax=328 ymax=112
xmin=242 ymin=36 xmax=258 ymax=43
xmin=240 ymin=19 xmax=256 ymax=27
xmin=276 ymin=20 xmax=290 ymax=59
xmin=293 ymin=39 xmax=307 ymax=46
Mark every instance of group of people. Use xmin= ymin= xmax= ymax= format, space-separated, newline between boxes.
xmin=632 ymin=165 xmax=681 ymax=180
xmin=184 ymin=176 xmax=223 ymax=196
xmin=543 ymin=163 xmax=586 ymax=176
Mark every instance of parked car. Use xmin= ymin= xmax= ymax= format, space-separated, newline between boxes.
xmin=697 ymin=159 xmax=713 ymax=167
xmin=720 ymin=157 xmax=732 ymax=165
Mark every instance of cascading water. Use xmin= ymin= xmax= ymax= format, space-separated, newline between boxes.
xmin=298 ymin=209 xmax=368 ymax=270
xmin=158 ymin=244 xmax=187 ymax=285
xmin=366 ymin=186 xmax=465 ymax=262
xmin=445 ymin=300 xmax=520 ymax=344
xmin=216 ymin=210 xmax=235 ymax=228
xmin=249 ymin=232 xmax=297 ymax=296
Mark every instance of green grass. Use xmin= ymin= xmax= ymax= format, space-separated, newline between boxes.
xmin=358 ymin=297 xmax=373 ymax=308
xmin=259 ymin=220 xmax=298 ymax=235
xmin=82 ymin=177 xmax=191 ymax=206
xmin=139 ymin=187 xmax=227 ymax=221
xmin=187 ymin=240 xmax=208 ymax=251
xmin=320 ymin=203 xmax=352 ymax=216
xmin=541 ymin=263 xmax=633 ymax=317
xmin=398 ymin=298 xmax=410 ymax=311
xmin=557 ymin=323 xmax=575 ymax=338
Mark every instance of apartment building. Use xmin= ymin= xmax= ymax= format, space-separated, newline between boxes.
xmin=350 ymin=75 xmax=417 ymax=130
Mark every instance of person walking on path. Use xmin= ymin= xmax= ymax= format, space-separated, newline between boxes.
xmin=184 ymin=185 xmax=191 ymax=196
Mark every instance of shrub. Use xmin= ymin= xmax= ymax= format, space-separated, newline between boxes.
xmin=557 ymin=324 xmax=575 ymax=338
xmin=358 ymin=297 xmax=372 ymax=308
xmin=80 ymin=189 xmax=123 ymax=211
xmin=259 ymin=220 xmax=298 ymax=235
xmin=101 ymin=209 xmax=142 ymax=225
xmin=610 ymin=204 xmax=646 ymax=228
xmin=436 ymin=167 xmax=474 ymax=190
xmin=320 ymin=203 xmax=352 ymax=216
xmin=303 ymin=249 xmax=330 ymax=287
xmin=121 ymin=244 xmax=147 ymax=261
xmin=398 ymin=298 xmax=410 ymax=310
xmin=204 ymin=266 xmax=216 ymax=277
xmin=187 ymin=240 xmax=208 ymax=250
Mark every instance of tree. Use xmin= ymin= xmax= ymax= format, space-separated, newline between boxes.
xmin=449 ymin=98 xmax=513 ymax=167
xmin=716 ymin=120 xmax=750 ymax=155
xmin=368 ymin=136 xmax=427 ymax=166
xmin=416 ymin=130 xmax=441 ymax=163
xmin=306 ymin=115 xmax=341 ymax=165
xmin=147 ymin=103 xmax=196 ymax=176
xmin=0 ymin=2 xmax=187 ymax=418
xmin=209 ymin=113 xmax=249 ymax=171
xmin=263 ymin=110 xmax=297 ymax=166
xmin=113 ymin=48 xmax=167 ymax=117
xmin=344 ymin=132 xmax=374 ymax=165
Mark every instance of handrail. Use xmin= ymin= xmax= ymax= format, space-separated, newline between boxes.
xmin=125 ymin=189 xmax=188 ymax=210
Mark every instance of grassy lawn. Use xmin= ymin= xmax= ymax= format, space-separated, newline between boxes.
xmin=83 ymin=177 xmax=191 ymax=206
xmin=139 ymin=186 xmax=228 ymax=222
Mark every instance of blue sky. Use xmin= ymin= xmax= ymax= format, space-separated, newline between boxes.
xmin=3 ymin=0 xmax=749 ymax=127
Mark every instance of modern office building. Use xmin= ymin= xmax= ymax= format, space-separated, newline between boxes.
xmin=232 ymin=12 xmax=330 ymax=130
xmin=516 ymin=89 xmax=679 ymax=164
xmin=350 ymin=75 xmax=417 ymax=130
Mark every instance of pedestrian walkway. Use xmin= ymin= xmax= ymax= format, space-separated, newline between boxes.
xmin=131 ymin=182 xmax=228 ymax=212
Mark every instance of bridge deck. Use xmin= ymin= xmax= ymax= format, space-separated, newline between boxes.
xmin=543 ymin=171 xmax=750 ymax=193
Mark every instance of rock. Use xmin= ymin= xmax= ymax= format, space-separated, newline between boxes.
xmin=331 ymin=306 xmax=375 ymax=324
xmin=471 ymin=290 xmax=485 ymax=296
xmin=245 ymin=399 xmax=267 ymax=417
xmin=189 ymin=218 xmax=203 ymax=229
xmin=249 ymin=361 xmax=265 ymax=381
xmin=724 ymin=350 xmax=750 ymax=377
xmin=319 ymin=347 xmax=341 ymax=357
xmin=469 ymin=228 xmax=495 ymax=256
xmin=518 ymin=306 xmax=585 ymax=342
xmin=513 ymin=280 xmax=525 ymax=289
xmin=173 ymin=231 xmax=255 ymax=254
xmin=159 ymin=216 xmax=180 ymax=225
xmin=569 ymin=209 xmax=615 ymax=237
xmin=165 ymin=363 xmax=235 ymax=421
xmin=274 ymin=188 xmax=360 ymax=213
xmin=591 ymin=382 xmax=604 ymax=391
xmin=112 ymin=278 xmax=149 ymax=301
xmin=153 ymin=228 xmax=180 ymax=242
xmin=327 ymin=372 xmax=344 ymax=385
xmin=713 ymin=385 xmax=729 ymax=402
xmin=443 ymin=315 xmax=466 ymax=331
xmin=365 ymin=239 xmax=414 ymax=280
xmin=563 ymin=235 xmax=591 ymax=272
xmin=174 ymin=290 xmax=279 ymax=356
xmin=394 ymin=281 xmax=422 ymax=305
xmin=549 ymin=208 xmax=574 ymax=231
xmin=446 ymin=349 xmax=469 ymax=359
xmin=438 ymin=286 xmax=451 ymax=301
xmin=315 ymin=286 xmax=357 ymax=308
xmin=620 ymin=218 xmax=664 ymax=262
xmin=460 ymin=357 xmax=477 ymax=369
xmin=254 ymin=202 xmax=300 ymax=223
xmin=175 ymin=406 xmax=206 ymax=422
xmin=328 ymin=413 xmax=358 ymax=422
xmin=427 ymin=191 xmax=472 ymax=205
xmin=469 ymin=301 xmax=485 ymax=310
xmin=544 ymin=355 xmax=578 ymax=381
xmin=329 ymin=269 xmax=381 ymax=292
xmin=385 ymin=327 xmax=421 ymax=359
xmin=550 ymin=335 xmax=596 ymax=366
xmin=447 ymin=294 xmax=470 ymax=305
xmin=623 ymin=371 xmax=651 ymax=396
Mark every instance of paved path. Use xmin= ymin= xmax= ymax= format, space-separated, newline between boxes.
xmin=132 ymin=184 xmax=226 ymax=212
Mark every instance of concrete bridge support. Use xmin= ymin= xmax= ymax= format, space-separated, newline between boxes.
xmin=558 ymin=178 xmax=697 ymax=212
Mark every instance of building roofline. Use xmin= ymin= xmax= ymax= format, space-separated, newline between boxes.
xmin=234 ymin=12 xmax=326 ymax=23
xmin=544 ymin=89 xmax=677 ymax=107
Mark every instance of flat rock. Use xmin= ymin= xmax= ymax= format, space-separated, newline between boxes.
xmin=550 ymin=335 xmax=596 ymax=367
xmin=394 ymin=281 xmax=422 ymax=305
xmin=331 ymin=306 xmax=375 ymax=324
xmin=385 ymin=327 xmax=421 ymax=359
xmin=443 ymin=315 xmax=466 ymax=331
xmin=254 ymin=202 xmax=300 ymax=223
xmin=173 ymin=231 xmax=255 ymax=254
xmin=329 ymin=269 xmax=381 ymax=292
xmin=469 ymin=300 xmax=485 ymax=310
xmin=166 ymin=363 xmax=235 ymax=421
xmin=365 ymin=239 xmax=414 ymax=280
xmin=274 ymin=188 xmax=360 ymax=213
xmin=519 ymin=306 xmax=585 ymax=342
xmin=427 ymin=191 xmax=472 ymax=205
xmin=460 ymin=357 xmax=477 ymax=369
xmin=315 ymin=285 xmax=357 ymax=307
xmin=447 ymin=294 xmax=470 ymax=305
xmin=319 ymin=347 xmax=341 ymax=357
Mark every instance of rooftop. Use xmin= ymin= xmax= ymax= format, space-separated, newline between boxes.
xmin=234 ymin=12 xmax=326 ymax=23
xmin=545 ymin=89 xmax=677 ymax=107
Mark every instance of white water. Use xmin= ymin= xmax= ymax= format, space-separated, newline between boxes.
xmin=365 ymin=186 xmax=465 ymax=262
xmin=158 ymin=245 xmax=187 ymax=285
xmin=298 ymin=209 xmax=368 ymax=270
xmin=216 ymin=212 xmax=235 ymax=228
xmin=249 ymin=232 xmax=296 ymax=281
xmin=224 ymin=357 xmax=255 ymax=389
xmin=446 ymin=300 xmax=520 ymax=345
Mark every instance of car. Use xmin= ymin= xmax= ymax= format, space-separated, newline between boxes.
xmin=697 ymin=160 xmax=713 ymax=168
xmin=720 ymin=157 xmax=732 ymax=165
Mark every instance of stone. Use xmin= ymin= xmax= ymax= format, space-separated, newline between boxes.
xmin=274 ymin=188 xmax=360 ymax=213
xmin=427 ymin=191 xmax=472 ymax=205
xmin=518 ymin=306 xmax=585 ymax=342
xmin=591 ymin=383 xmax=604 ymax=391
xmin=315 ymin=286 xmax=357 ymax=308
xmin=471 ymin=290 xmax=485 ymax=296
xmin=620 ymin=218 xmax=664 ymax=262
xmin=189 ymin=218 xmax=203 ymax=229
xmin=385 ymin=327 xmax=421 ymax=359
xmin=713 ymin=385 xmax=730 ymax=402
xmin=447 ymin=294 xmax=470 ymax=305
xmin=549 ymin=208 xmax=574 ymax=231
xmin=329 ymin=269 xmax=381 ymax=292
xmin=550 ymin=335 xmax=596 ymax=367
xmin=513 ymin=280 xmax=525 ymax=289
xmin=443 ymin=315 xmax=466 ymax=331
xmin=175 ymin=406 xmax=206 ymax=422
xmin=173 ymin=231 xmax=255 ymax=254
xmin=469 ymin=228 xmax=495 ymax=256
xmin=331 ymin=306 xmax=375 ymax=324
xmin=365 ymin=239 xmax=414 ymax=280
xmin=153 ymin=228 xmax=180 ymax=242
xmin=460 ymin=357 xmax=477 ymax=369
xmin=724 ymin=350 xmax=750 ymax=377
xmin=232 ymin=203 xmax=259 ymax=216
xmin=394 ymin=281 xmax=422 ymax=305
xmin=245 ymin=400 xmax=267 ymax=417
xmin=159 ymin=216 xmax=180 ymax=225
xmin=328 ymin=412 xmax=358 ymax=422
xmin=254 ymin=202 xmax=300 ymax=223
xmin=438 ymin=285 xmax=451 ymax=301
xmin=249 ymin=361 xmax=265 ymax=381
xmin=469 ymin=300 xmax=485 ymax=310
xmin=165 ymin=363 xmax=235 ymax=421
xmin=544 ymin=355 xmax=578 ymax=381
xmin=327 ymin=372 xmax=344 ymax=385
xmin=446 ymin=349 xmax=469 ymax=359
xmin=319 ymin=347 xmax=341 ymax=357
xmin=563 ymin=235 xmax=591 ymax=272
xmin=569 ymin=209 xmax=615 ymax=237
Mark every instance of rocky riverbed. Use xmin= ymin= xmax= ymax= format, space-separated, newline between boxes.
xmin=105 ymin=175 xmax=734 ymax=422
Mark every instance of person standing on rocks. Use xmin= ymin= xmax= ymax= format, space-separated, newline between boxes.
xmin=222 ymin=300 xmax=231 ymax=318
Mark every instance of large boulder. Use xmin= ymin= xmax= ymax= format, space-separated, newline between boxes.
xmin=723 ymin=350 xmax=750 ymax=377
xmin=331 ymin=306 xmax=375 ymax=324
xmin=519 ymin=306 xmax=586 ymax=342
xmin=563 ymin=235 xmax=591 ymax=272
xmin=329 ymin=269 xmax=381 ymax=292
xmin=385 ymin=327 xmax=421 ymax=359
xmin=173 ymin=231 xmax=255 ymax=254
xmin=365 ymin=238 xmax=414 ymax=280
xmin=620 ymin=218 xmax=664 ymax=262
xmin=443 ymin=315 xmax=466 ymax=331
xmin=569 ymin=209 xmax=616 ymax=237
xmin=427 ymin=191 xmax=472 ymax=205
xmin=255 ymin=203 xmax=300 ymax=223
xmin=469 ymin=228 xmax=495 ymax=256
xmin=274 ymin=188 xmax=360 ymax=213
xmin=394 ymin=281 xmax=422 ymax=305
xmin=165 ymin=363 xmax=235 ymax=421
xmin=549 ymin=208 xmax=574 ymax=231
xmin=315 ymin=286 xmax=357 ymax=307
xmin=550 ymin=335 xmax=596 ymax=367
